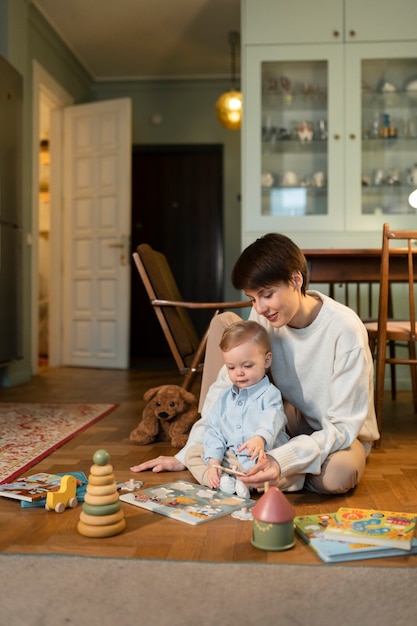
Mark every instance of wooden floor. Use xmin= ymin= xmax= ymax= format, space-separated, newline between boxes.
xmin=1 ymin=364 xmax=417 ymax=566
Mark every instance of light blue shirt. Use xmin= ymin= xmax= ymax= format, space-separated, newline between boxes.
xmin=203 ymin=375 xmax=288 ymax=470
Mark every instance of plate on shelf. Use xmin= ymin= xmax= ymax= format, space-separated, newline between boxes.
xmin=377 ymin=79 xmax=397 ymax=93
xmin=404 ymin=77 xmax=417 ymax=98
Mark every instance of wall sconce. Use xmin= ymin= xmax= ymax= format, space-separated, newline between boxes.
xmin=216 ymin=31 xmax=242 ymax=131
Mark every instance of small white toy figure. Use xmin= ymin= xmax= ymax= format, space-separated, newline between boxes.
xmin=201 ymin=321 xmax=288 ymax=498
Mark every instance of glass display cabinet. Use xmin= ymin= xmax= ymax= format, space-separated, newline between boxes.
xmin=243 ymin=41 xmax=417 ymax=233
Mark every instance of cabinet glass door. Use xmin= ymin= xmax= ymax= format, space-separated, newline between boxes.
xmin=362 ymin=58 xmax=417 ymax=215
xmin=346 ymin=42 xmax=417 ymax=230
xmin=244 ymin=45 xmax=344 ymax=233
xmin=261 ymin=60 xmax=328 ymax=218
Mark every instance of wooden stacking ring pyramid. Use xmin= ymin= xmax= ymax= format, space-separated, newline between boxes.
xmin=77 ymin=449 xmax=126 ymax=538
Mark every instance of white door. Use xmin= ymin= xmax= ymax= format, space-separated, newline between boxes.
xmin=62 ymin=98 xmax=131 ymax=369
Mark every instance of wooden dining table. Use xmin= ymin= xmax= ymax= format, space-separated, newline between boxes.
xmin=303 ymin=248 xmax=416 ymax=284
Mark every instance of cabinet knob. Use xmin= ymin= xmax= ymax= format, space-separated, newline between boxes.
xmin=333 ymin=30 xmax=340 ymax=38
xmin=349 ymin=133 xmax=356 ymax=140
xmin=349 ymin=30 xmax=356 ymax=37
xmin=333 ymin=134 xmax=341 ymax=140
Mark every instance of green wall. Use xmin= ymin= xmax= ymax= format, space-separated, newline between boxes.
xmin=0 ymin=0 xmax=92 ymax=386
xmin=91 ymin=78 xmax=242 ymax=301
xmin=0 ymin=0 xmax=242 ymax=386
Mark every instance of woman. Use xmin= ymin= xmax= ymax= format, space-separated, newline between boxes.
xmin=131 ymin=233 xmax=379 ymax=494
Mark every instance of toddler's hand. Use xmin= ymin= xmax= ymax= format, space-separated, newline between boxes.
xmin=238 ymin=436 xmax=266 ymax=461
xmin=207 ymin=464 xmax=221 ymax=489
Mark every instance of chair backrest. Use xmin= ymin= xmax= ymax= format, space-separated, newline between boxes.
xmin=371 ymin=223 xmax=417 ymax=439
xmin=377 ymin=223 xmax=417 ymax=342
xmin=133 ymin=243 xmax=200 ymax=371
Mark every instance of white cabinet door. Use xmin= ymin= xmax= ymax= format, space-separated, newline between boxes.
xmin=243 ymin=0 xmax=343 ymax=45
xmin=244 ymin=0 xmax=417 ymax=45
xmin=62 ymin=98 xmax=131 ymax=368
xmin=345 ymin=0 xmax=417 ymax=42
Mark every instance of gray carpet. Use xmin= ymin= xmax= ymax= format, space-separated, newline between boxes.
xmin=0 ymin=554 xmax=416 ymax=626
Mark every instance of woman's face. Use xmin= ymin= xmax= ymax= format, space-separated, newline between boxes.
xmin=244 ymin=274 xmax=302 ymax=328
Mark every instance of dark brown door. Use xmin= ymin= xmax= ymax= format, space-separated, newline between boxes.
xmin=130 ymin=144 xmax=223 ymax=360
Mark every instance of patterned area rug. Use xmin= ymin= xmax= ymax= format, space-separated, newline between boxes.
xmin=0 ymin=403 xmax=117 ymax=484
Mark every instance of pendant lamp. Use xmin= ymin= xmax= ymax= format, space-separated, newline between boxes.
xmin=216 ymin=31 xmax=242 ymax=131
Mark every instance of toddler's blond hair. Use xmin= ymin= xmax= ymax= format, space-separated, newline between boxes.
xmin=219 ymin=320 xmax=271 ymax=354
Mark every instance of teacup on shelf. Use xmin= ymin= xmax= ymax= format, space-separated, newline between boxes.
xmin=313 ymin=171 xmax=325 ymax=187
xmin=261 ymin=172 xmax=274 ymax=188
xmin=281 ymin=171 xmax=299 ymax=186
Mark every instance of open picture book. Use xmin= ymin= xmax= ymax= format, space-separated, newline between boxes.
xmin=0 ymin=472 xmax=87 ymax=504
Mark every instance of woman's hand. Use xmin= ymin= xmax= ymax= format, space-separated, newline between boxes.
xmin=238 ymin=454 xmax=280 ymax=489
xmin=130 ymin=456 xmax=186 ymax=473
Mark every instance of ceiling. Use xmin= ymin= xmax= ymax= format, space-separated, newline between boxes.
xmin=32 ymin=0 xmax=241 ymax=81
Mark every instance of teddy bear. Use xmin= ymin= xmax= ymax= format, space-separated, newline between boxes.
xmin=129 ymin=384 xmax=199 ymax=448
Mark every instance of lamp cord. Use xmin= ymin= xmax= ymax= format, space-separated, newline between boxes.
xmin=228 ymin=31 xmax=240 ymax=89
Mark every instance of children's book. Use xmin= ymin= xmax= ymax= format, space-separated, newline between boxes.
xmin=0 ymin=472 xmax=86 ymax=504
xmin=294 ymin=513 xmax=417 ymax=563
xmin=19 ymin=472 xmax=88 ymax=508
xmin=322 ymin=507 xmax=417 ymax=551
xmin=119 ymin=480 xmax=255 ymax=526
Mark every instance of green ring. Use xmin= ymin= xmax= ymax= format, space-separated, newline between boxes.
xmin=82 ymin=501 xmax=121 ymax=516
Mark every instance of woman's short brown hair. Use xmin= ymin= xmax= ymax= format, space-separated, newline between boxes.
xmin=231 ymin=233 xmax=307 ymax=295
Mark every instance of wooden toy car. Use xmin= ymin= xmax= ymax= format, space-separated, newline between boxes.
xmin=45 ymin=475 xmax=78 ymax=513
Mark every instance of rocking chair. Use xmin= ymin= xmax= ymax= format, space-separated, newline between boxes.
xmin=133 ymin=243 xmax=251 ymax=391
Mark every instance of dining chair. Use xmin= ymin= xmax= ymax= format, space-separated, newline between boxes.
xmin=364 ymin=223 xmax=417 ymax=441
xmin=133 ymin=243 xmax=251 ymax=391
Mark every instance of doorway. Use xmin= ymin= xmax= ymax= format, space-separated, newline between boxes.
xmin=130 ymin=144 xmax=224 ymax=360
xmin=37 ymin=122 xmax=50 ymax=369
xmin=31 ymin=62 xmax=73 ymax=374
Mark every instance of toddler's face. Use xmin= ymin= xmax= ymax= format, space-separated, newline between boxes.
xmin=223 ymin=342 xmax=271 ymax=389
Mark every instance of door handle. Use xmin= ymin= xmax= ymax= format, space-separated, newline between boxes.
xmin=108 ymin=236 xmax=128 ymax=266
